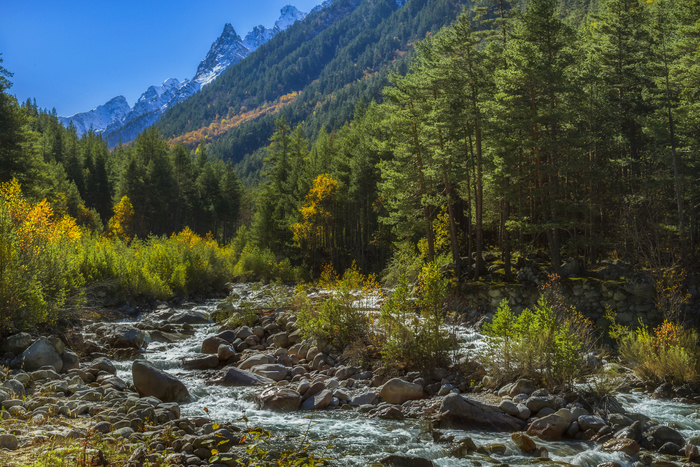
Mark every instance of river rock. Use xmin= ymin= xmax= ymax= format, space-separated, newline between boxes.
xmin=104 ymin=324 xmax=147 ymax=349
xmin=271 ymin=332 xmax=290 ymax=348
xmin=379 ymin=455 xmax=434 ymax=467
xmin=608 ymin=413 xmax=634 ymax=427
xmin=685 ymin=443 xmax=699 ymax=461
xmin=436 ymin=393 xmax=526 ymax=432
xmin=602 ymin=438 xmax=641 ymax=455
xmin=499 ymin=378 xmax=536 ymax=397
xmin=132 ymin=360 xmax=189 ymax=402
xmin=499 ymin=400 xmax=519 ymax=417
xmin=238 ymin=354 xmax=271 ymax=370
xmin=216 ymin=330 xmax=238 ymax=342
xmin=380 ymin=378 xmax=424 ymax=404
xmin=3 ymin=332 xmax=32 ymax=355
xmin=0 ymin=434 xmax=18 ymax=450
xmin=213 ymin=366 xmax=274 ymax=386
xmin=350 ymin=392 xmax=377 ymax=406
xmin=251 ymin=364 xmax=288 ymax=381
xmin=525 ymin=396 xmax=557 ymax=413
xmin=217 ymin=345 xmax=237 ymax=361
xmin=60 ymin=349 xmax=80 ymax=371
xmin=11 ymin=336 xmax=63 ymax=372
xmin=256 ymin=387 xmax=302 ymax=412
xmin=645 ymin=425 xmax=685 ymax=448
xmin=1 ymin=380 xmax=25 ymax=398
xmin=168 ymin=310 xmax=210 ymax=324
xmin=527 ymin=413 xmax=570 ymax=441
xmin=301 ymin=389 xmax=333 ymax=410
xmin=512 ymin=432 xmax=537 ymax=452
xmin=302 ymin=381 xmax=326 ymax=400
xmin=236 ymin=326 xmax=254 ymax=339
xmin=89 ymin=357 xmax=117 ymax=375
xmin=578 ymin=414 xmax=607 ymax=432
xmin=201 ymin=336 xmax=228 ymax=354
xmin=182 ymin=355 xmax=219 ymax=370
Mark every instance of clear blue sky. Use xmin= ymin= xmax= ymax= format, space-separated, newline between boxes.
xmin=0 ymin=0 xmax=322 ymax=117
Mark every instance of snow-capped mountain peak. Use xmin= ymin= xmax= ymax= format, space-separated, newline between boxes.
xmin=60 ymin=5 xmax=311 ymax=146
xmin=193 ymin=23 xmax=250 ymax=87
xmin=275 ymin=5 xmax=307 ymax=31
xmin=58 ymin=95 xmax=130 ymax=138
xmin=243 ymin=25 xmax=276 ymax=51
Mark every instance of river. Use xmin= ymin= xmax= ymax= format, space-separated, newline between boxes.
xmin=111 ymin=289 xmax=700 ymax=466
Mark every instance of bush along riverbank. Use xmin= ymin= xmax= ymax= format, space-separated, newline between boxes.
xmin=3 ymin=269 xmax=700 ymax=466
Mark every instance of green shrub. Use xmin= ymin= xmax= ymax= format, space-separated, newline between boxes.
xmin=483 ymin=296 xmax=589 ymax=387
xmin=297 ymin=263 xmax=375 ymax=348
xmin=608 ymin=311 xmax=700 ymax=383
xmin=379 ymin=263 xmax=455 ymax=369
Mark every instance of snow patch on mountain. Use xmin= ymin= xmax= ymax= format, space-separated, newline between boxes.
xmin=58 ymin=96 xmax=130 ymax=138
xmin=60 ymin=5 xmax=309 ymax=145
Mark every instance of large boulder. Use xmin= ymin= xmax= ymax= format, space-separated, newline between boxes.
xmin=250 ymin=364 xmax=288 ymax=381
xmin=238 ymin=354 xmax=272 ymax=370
xmin=498 ymin=378 xmax=536 ymax=397
xmin=212 ymin=366 xmax=274 ymax=386
xmin=104 ymin=324 xmax=147 ymax=349
xmin=602 ymin=438 xmax=641 ymax=456
xmin=526 ymin=413 xmax=570 ymax=441
xmin=89 ymin=357 xmax=116 ymax=375
xmin=3 ymin=332 xmax=32 ymax=355
xmin=578 ymin=414 xmax=607 ymax=432
xmin=380 ymin=378 xmax=424 ymax=404
xmin=60 ymin=349 xmax=80 ymax=371
xmin=644 ymin=425 xmax=685 ymax=448
xmin=436 ymin=393 xmax=525 ymax=432
xmin=182 ymin=355 xmax=219 ymax=370
xmin=201 ymin=336 xmax=228 ymax=354
xmin=257 ymin=388 xmax=302 ymax=412
xmin=11 ymin=336 xmax=63 ymax=372
xmin=301 ymin=389 xmax=333 ymax=410
xmin=132 ymin=360 xmax=189 ymax=402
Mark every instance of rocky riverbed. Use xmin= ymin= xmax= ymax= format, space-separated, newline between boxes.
xmin=2 ymin=283 xmax=700 ymax=467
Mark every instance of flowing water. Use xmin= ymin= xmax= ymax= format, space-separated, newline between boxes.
xmin=110 ymin=293 xmax=700 ymax=466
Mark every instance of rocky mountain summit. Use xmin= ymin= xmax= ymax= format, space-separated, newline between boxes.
xmin=59 ymin=6 xmax=308 ymax=144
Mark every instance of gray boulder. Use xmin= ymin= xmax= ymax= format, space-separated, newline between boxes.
xmin=182 ymin=355 xmax=219 ymax=370
xmin=526 ymin=413 xmax=570 ymax=441
xmin=201 ymin=336 xmax=228 ymax=354
xmin=257 ymin=387 xmax=302 ymax=412
xmin=61 ymin=349 xmax=80 ymax=371
xmin=380 ymin=378 xmax=424 ymax=404
xmin=104 ymin=324 xmax=147 ymax=349
xmin=132 ymin=360 xmax=189 ymax=402
xmin=250 ymin=364 xmax=288 ymax=381
xmin=644 ymin=425 xmax=685 ymax=448
xmin=89 ymin=357 xmax=116 ymax=375
xmin=0 ymin=434 xmax=18 ymax=450
xmin=437 ymin=393 xmax=525 ymax=432
xmin=11 ymin=336 xmax=63 ymax=372
xmin=301 ymin=389 xmax=333 ymax=410
xmin=213 ymin=366 xmax=274 ymax=386
xmin=3 ymin=332 xmax=32 ymax=355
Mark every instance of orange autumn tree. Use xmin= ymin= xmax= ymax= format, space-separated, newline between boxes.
xmin=0 ymin=179 xmax=83 ymax=329
xmin=292 ymin=174 xmax=339 ymax=268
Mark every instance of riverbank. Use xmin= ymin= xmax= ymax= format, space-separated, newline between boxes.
xmin=2 ymin=283 xmax=700 ymax=466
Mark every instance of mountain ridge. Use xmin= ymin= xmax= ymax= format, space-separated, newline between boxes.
xmin=59 ymin=5 xmax=308 ymax=143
